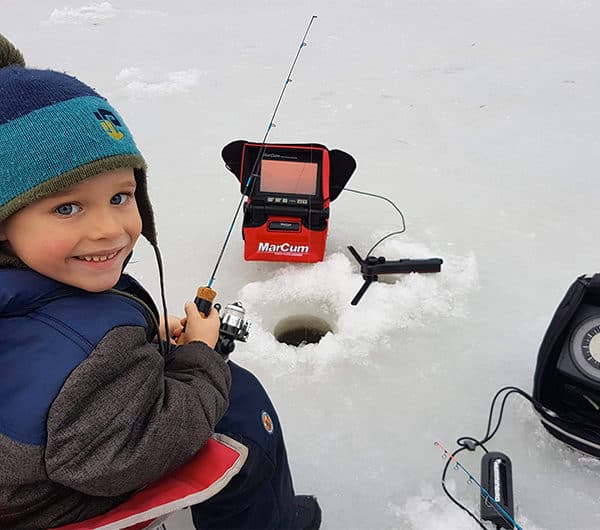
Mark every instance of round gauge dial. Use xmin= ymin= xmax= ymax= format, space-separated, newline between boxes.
xmin=570 ymin=316 xmax=600 ymax=381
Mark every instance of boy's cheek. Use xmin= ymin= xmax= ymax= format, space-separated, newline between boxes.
xmin=31 ymin=235 xmax=76 ymax=263
xmin=38 ymin=234 xmax=66 ymax=252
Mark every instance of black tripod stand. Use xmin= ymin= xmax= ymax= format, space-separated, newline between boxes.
xmin=347 ymin=246 xmax=443 ymax=305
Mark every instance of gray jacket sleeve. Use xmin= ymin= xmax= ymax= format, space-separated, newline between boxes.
xmin=45 ymin=326 xmax=231 ymax=497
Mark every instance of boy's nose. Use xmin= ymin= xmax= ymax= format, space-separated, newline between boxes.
xmin=87 ymin=208 xmax=124 ymax=240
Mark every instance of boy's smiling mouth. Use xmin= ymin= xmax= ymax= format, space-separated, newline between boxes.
xmin=74 ymin=248 xmax=122 ymax=263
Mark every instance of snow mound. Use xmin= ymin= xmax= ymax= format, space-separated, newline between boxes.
xmin=116 ymin=67 xmax=201 ymax=98
xmin=389 ymin=482 xmax=478 ymax=530
xmin=49 ymin=2 xmax=117 ymax=24
xmin=391 ymin=482 xmax=548 ymax=530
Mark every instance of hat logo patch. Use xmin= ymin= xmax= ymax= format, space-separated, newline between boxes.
xmin=94 ymin=109 xmax=124 ymax=141
xmin=261 ymin=411 xmax=274 ymax=434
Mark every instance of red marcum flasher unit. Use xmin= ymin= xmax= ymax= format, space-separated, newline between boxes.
xmin=222 ymin=140 xmax=356 ymax=263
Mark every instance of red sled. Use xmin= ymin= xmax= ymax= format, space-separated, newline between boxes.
xmin=222 ymin=141 xmax=356 ymax=263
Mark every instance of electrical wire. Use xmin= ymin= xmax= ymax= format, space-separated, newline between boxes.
xmin=342 ymin=187 xmax=407 ymax=257
xmin=440 ymin=444 xmax=489 ymax=530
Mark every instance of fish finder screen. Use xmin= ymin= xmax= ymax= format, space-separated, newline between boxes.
xmin=259 ymin=159 xmax=318 ymax=195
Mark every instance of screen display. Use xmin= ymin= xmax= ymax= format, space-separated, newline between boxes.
xmin=259 ymin=159 xmax=318 ymax=195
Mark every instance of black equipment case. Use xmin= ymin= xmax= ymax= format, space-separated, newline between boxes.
xmin=533 ymin=274 xmax=600 ymax=456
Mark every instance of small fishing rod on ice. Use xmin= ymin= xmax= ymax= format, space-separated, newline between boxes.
xmin=434 ymin=386 xmax=546 ymax=530
xmin=177 ymin=15 xmax=317 ymax=348
xmin=433 ymin=442 xmax=523 ymax=530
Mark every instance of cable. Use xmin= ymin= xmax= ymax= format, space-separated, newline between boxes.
xmin=342 ymin=187 xmax=406 ymax=257
xmin=481 ymin=387 xmax=535 ymax=445
xmin=441 ymin=445 xmax=488 ymax=530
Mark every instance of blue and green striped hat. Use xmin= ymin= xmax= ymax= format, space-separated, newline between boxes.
xmin=0 ymin=33 xmax=157 ymax=245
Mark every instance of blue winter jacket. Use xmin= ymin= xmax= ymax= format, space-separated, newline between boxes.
xmin=0 ymin=267 xmax=231 ymax=529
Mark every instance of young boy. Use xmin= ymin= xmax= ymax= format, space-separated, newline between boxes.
xmin=0 ymin=34 xmax=320 ymax=529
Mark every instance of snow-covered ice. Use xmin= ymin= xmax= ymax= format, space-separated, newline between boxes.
xmin=5 ymin=1 xmax=600 ymax=528
xmin=237 ymin=244 xmax=477 ymax=374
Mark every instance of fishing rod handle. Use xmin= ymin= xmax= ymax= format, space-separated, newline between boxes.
xmin=175 ymin=286 xmax=217 ymax=346
xmin=193 ymin=286 xmax=217 ymax=317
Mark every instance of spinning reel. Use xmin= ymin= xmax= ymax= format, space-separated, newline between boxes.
xmin=214 ymin=301 xmax=250 ymax=358
xmin=177 ymin=286 xmax=250 ymax=359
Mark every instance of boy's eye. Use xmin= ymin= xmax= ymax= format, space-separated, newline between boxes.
xmin=55 ymin=203 xmax=81 ymax=216
xmin=110 ymin=193 xmax=130 ymax=205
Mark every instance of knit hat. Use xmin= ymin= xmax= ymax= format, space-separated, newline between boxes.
xmin=0 ymin=33 xmax=157 ymax=252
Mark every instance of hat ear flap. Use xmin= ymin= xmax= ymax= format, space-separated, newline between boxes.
xmin=134 ymin=168 xmax=158 ymax=247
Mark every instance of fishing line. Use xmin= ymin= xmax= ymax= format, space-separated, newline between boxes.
xmin=207 ymin=15 xmax=318 ymax=289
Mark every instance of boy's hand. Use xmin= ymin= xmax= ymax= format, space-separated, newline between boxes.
xmin=158 ymin=314 xmax=184 ymax=344
xmin=179 ymin=302 xmax=220 ymax=349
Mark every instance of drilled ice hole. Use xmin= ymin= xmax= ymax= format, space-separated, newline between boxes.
xmin=273 ymin=315 xmax=334 ymax=346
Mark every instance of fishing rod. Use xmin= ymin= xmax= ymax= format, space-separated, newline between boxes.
xmin=435 ymin=386 xmax=551 ymax=529
xmin=178 ymin=16 xmax=317 ymax=346
xmin=207 ymin=14 xmax=317 ymax=291
xmin=435 ymin=441 xmax=523 ymax=530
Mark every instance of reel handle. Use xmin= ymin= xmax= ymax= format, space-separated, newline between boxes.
xmin=176 ymin=286 xmax=217 ymax=345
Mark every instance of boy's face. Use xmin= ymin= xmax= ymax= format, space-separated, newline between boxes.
xmin=0 ymin=168 xmax=142 ymax=292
